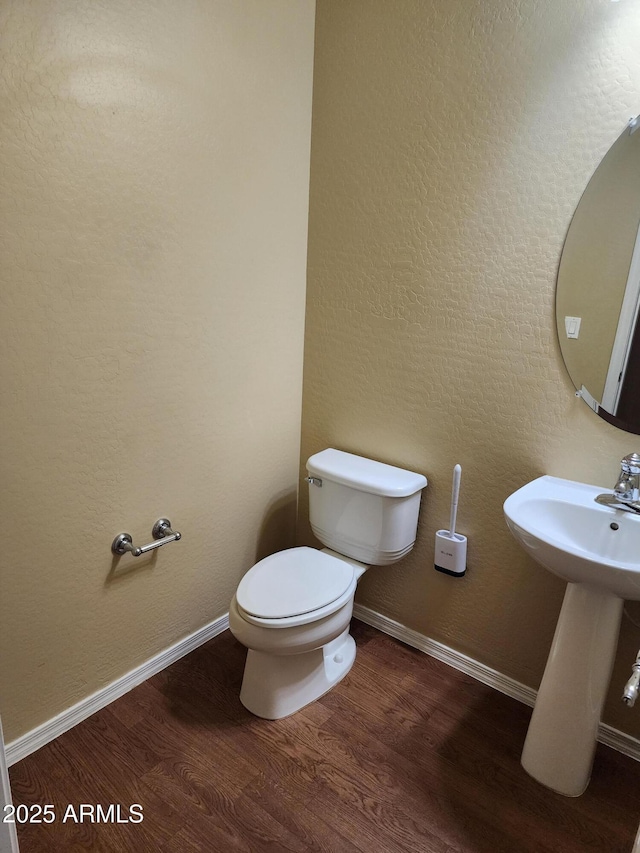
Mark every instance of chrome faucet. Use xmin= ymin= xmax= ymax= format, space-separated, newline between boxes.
xmin=614 ymin=453 xmax=640 ymax=503
xmin=595 ymin=453 xmax=640 ymax=514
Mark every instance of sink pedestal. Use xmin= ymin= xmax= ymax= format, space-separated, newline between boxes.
xmin=504 ymin=476 xmax=640 ymax=795
xmin=521 ymin=582 xmax=623 ymax=797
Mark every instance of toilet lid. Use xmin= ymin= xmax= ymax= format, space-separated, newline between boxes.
xmin=236 ymin=547 xmax=355 ymax=619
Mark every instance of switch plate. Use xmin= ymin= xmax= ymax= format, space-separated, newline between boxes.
xmin=565 ymin=316 xmax=581 ymax=339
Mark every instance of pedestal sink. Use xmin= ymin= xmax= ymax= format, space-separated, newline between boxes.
xmin=504 ymin=475 xmax=640 ymax=796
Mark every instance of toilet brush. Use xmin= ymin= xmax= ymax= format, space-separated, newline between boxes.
xmin=435 ymin=464 xmax=467 ymax=576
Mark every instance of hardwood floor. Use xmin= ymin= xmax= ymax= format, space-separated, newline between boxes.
xmin=9 ymin=620 xmax=640 ymax=852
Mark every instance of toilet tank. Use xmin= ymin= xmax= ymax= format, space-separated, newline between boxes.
xmin=306 ymin=449 xmax=428 ymax=566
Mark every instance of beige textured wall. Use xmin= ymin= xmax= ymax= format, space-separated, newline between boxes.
xmin=0 ymin=0 xmax=315 ymax=742
xmin=301 ymin=0 xmax=640 ymax=737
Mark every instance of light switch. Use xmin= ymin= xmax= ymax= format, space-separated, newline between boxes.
xmin=565 ymin=316 xmax=581 ymax=339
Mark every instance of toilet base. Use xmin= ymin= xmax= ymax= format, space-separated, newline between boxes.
xmin=239 ymin=629 xmax=356 ymax=719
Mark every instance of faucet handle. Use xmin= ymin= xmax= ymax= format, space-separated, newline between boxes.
xmin=621 ymin=453 xmax=640 ymax=474
xmin=616 ymin=454 xmax=640 ymax=503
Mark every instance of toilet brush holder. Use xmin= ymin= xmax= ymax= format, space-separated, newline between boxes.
xmin=435 ymin=530 xmax=467 ymax=577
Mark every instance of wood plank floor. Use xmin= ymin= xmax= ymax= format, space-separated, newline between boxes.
xmin=9 ymin=620 xmax=640 ymax=852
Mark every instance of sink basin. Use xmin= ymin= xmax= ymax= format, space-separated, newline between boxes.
xmin=504 ymin=475 xmax=640 ymax=600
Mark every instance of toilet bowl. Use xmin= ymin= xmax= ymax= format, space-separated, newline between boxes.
xmin=229 ymin=448 xmax=427 ymax=719
xmin=229 ymin=547 xmax=364 ymax=719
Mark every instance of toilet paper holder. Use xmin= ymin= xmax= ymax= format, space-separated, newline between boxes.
xmin=111 ymin=518 xmax=181 ymax=557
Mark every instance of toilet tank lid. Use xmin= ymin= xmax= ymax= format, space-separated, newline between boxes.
xmin=306 ymin=449 xmax=427 ymax=498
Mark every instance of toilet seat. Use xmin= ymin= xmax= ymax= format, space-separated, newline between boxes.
xmin=235 ymin=547 xmax=357 ymax=629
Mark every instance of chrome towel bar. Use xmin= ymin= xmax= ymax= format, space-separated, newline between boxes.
xmin=111 ymin=518 xmax=181 ymax=557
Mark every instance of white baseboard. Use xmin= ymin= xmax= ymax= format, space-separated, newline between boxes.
xmin=6 ymin=613 xmax=229 ymax=767
xmin=8 ymin=605 xmax=640 ymax=769
xmin=353 ymin=603 xmax=640 ymax=763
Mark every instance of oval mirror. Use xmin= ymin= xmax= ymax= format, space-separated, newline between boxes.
xmin=557 ymin=116 xmax=640 ymax=434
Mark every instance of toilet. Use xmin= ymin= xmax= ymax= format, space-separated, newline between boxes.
xmin=229 ymin=448 xmax=427 ymax=719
